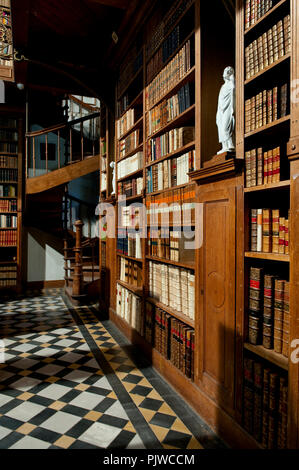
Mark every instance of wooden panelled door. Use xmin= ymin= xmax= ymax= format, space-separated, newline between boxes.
xmin=198 ymin=184 xmax=236 ymax=416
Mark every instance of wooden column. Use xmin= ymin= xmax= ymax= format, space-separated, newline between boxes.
xmin=72 ymin=220 xmax=83 ymax=297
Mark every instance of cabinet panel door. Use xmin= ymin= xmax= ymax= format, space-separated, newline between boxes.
xmin=199 ymin=186 xmax=236 ymax=414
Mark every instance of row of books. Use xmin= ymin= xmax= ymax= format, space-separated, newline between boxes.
xmin=245 ymin=146 xmax=281 ymax=188
xmin=116 ymin=109 xmax=136 ymax=140
xmin=0 ymin=214 xmax=17 ymax=228
xmin=117 ymin=230 xmax=142 ymax=259
xmin=146 ymin=151 xmax=194 ymax=193
xmin=245 ymin=84 xmax=288 ymax=134
xmin=117 ymin=152 xmax=143 ymax=180
xmin=0 ymin=184 xmax=16 ymax=197
xmin=147 ymin=228 xmax=194 ymax=263
xmin=116 ymin=92 xmax=136 ymax=119
xmin=145 ymin=302 xmax=195 ymax=380
xmin=245 ymin=16 xmax=291 ymax=80
xmin=0 ymin=168 xmax=17 ymax=182
xmin=117 ymin=177 xmax=143 ymax=199
xmin=118 ymin=130 xmax=141 ymax=160
xmin=0 ymin=199 xmax=16 ymax=211
xmin=148 ymin=261 xmax=195 ymax=319
xmin=146 ymin=186 xmax=196 ymax=226
xmin=245 ymin=0 xmax=273 ymax=30
xmin=119 ymin=257 xmax=143 ymax=288
xmin=0 ymin=265 xmax=17 ymax=285
xmin=243 ymin=356 xmax=288 ymax=448
xmin=145 ymin=0 xmax=193 ymax=60
xmin=146 ymin=126 xmax=194 ymax=164
xmin=0 ymin=155 xmax=17 ymax=168
xmin=119 ymin=206 xmax=142 ymax=229
xmin=115 ymin=283 xmax=143 ymax=335
xmin=0 ymin=142 xmax=17 ymax=153
xmin=248 ymin=267 xmax=290 ymax=357
xmin=147 ymin=82 xmax=194 ymax=137
xmin=146 ymin=39 xmax=193 ymax=109
xmin=118 ymin=49 xmax=143 ymax=98
xmin=0 ymin=129 xmax=17 ymax=141
xmin=250 ymin=208 xmax=289 ymax=254
xmin=0 ymin=116 xmax=16 ymax=127
xmin=0 ymin=229 xmax=17 ymax=246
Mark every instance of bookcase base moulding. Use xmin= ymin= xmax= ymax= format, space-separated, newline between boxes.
xmin=109 ymin=307 xmax=260 ymax=449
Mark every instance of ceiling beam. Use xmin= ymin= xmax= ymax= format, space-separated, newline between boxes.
xmin=87 ymin=0 xmax=128 ymax=9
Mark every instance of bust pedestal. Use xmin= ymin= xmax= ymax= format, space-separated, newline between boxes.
xmin=203 ymin=151 xmax=236 ymax=169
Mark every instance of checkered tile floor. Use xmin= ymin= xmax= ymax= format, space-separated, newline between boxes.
xmin=0 ymin=289 xmax=225 ymax=449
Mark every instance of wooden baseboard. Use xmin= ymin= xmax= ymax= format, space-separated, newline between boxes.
xmin=109 ymin=307 xmax=260 ymax=450
xmin=26 ymin=280 xmax=65 ymax=289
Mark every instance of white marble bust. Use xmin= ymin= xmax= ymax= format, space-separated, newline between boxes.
xmin=110 ymin=161 xmax=116 ymax=195
xmin=216 ymin=66 xmax=235 ymax=155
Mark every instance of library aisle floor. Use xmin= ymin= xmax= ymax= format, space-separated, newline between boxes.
xmin=0 ymin=289 xmax=226 ymax=450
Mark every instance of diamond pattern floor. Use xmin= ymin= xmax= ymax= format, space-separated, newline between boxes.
xmin=0 ymin=288 xmax=225 ymax=449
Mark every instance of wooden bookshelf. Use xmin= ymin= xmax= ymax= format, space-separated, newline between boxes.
xmin=244 ymin=342 xmax=289 ymax=371
xmin=146 ymin=255 xmax=195 ymax=270
xmin=0 ymin=112 xmax=22 ymax=292
xmin=237 ymin=0 xmax=295 ymax=450
xmin=146 ymin=296 xmax=195 ymax=328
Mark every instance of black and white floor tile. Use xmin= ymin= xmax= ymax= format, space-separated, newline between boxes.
xmin=0 ymin=289 xmax=226 ymax=449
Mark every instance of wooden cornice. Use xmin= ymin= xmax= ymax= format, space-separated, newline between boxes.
xmin=189 ymin=158 xmax=242 ymax=184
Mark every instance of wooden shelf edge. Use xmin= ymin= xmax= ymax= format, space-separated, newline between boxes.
xmin=245 ymin=53 xmax=291 ymax=85
xmin=117 ymin=280 xmax=143 ymax=296
xmin=145 ymin=140 xmax=195 ymax=168
xmin=117 ymin=143 xmax=143 ymax=163
xmin=245 ymin=115 xmax=290 ymax=139
xmin=117 ymin=168 xmax=143 ymax=183
xmin=244 ymin=343 xmax=289 ymax=371
xmin=146 ymin=296 xmax=195 ymax=327
xmin=146 ymin=66 xmax=195 ymax=112
xmin=117 ymin=253 xmax=143 ymax=263
xmin=146 ymin=255 xmax=195 ymax=270
xmin=244 ymin=180 xmax=290 ymax=192
xmin=117 ymin=116 xmax=143 ymax=141
xmin=147 ymin=104 xmax=195 ymax=140
xmin=245 ymin=251 xmax=290 ymax=262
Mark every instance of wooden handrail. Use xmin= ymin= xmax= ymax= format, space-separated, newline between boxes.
xmin=25 ymin=112 xmax=101 ymax=138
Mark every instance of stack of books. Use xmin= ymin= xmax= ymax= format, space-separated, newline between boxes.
xmin=245 ymin=146 xmax=281 ymax=187
xmin=148 ymin=260 xmax=195 ymax=320
xmin=146 ymin=185 xmax=195 ymax=226
xmin=245 ymin=0 xmax=273 ymax=30
xmin=248 ymin=266 xmax=291 ymax=358
xmin=0 ymin=265 xmax=17 ymax=288
xmin=147 ymin=228 xmax=195 ymax=263
xmin=245 ymin=83 xmax=288 ymax=134
xmin=117 ymin=176 xmax=143 ymax=198
xmin=146 ymin=150 xmax=195 ymax=193
xmin=144 ymin=301 xmax=195 ymax=380
xmin=118 ymin=130 xmax=141 ymax=160
xmin=147 ymin=82 xmax=194 ymax=136
xmin=116 ymin=283 xmax=143 ymax=334
xmin=243 ymin=356 xmax=288 ymax=448
xmin=117 ymin=229 xmax=142 ymax=259
xmin=146 ymin=126 xmax=194 ymax=164
xmin=250 ymin=208 xmax=289 ymax=254
xmin=117 ymin=152 xmax=143 ymax=179
xmin=245 ymin=15 xmax=291 ymax=80
xmin=119 ymin=257 xmax=143 ymax=288
xmin=117 ymin=108 xmax=135 ymax=139
xmin=145 ymin=39 xmax=193 ymax=108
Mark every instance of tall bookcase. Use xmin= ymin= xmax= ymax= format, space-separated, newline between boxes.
xmin=104 ymin=0 xmax=299 ymax=448
xmin=235 ymin=0 xmax=299 ymax=449
xmin=0 ymin=111 xmax=23 ymax=293
xmin=110 ymin=0 xmax=199 ymax=387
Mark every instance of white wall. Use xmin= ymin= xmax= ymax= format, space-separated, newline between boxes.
xmin=27 ymin=229 xmax=64 ymax=282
